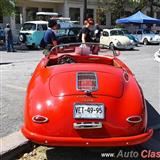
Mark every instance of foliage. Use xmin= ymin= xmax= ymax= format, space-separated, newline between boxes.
xmin=0 ymin=0 xmax=15 ymax=16
xmin=98 ymin=0 xmax=160 ymax=25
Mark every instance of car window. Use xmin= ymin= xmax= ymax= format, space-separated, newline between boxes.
xmin=110 ymin=30 xmax=117 ymax=36
xmin=123 ymin=30 xmax=130 ymax=34
xmin=70 ymin=28 xmax=81 ymax=36
xmin=68 ymin=30 xmax=75 ymax=36
xmin=110 ymin=30 xmax=123 ymax=36
xmin=57 ymin=29 xmax=67 ymax=36
xmin=102 ymin=31 xmax=109 ymax=37
xmin=41 ymin=24 xmax=48 ymax=31
xmin=143 ymin=30 xmax=154 ymax=34
xmin=37 ymin=24 xmax=43 ymax=31
xmin=22 ymin=23 xmax=36 ymax=31
xmin=137 ymin=31 xmax=142 ymax=34
xmin=117 ymin=30 xmax=124 ymax=35
xmin=37 ymin=24 xmax=47 ymax=31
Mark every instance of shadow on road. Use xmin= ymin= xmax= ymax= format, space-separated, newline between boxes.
xmin=146 ymin=100 xmax=160 ymax=129
xmin=0 ymin=62 xmax=13 ymax=65
xmin=46 ymin=146 xmax=144 ymax=160
xmin=0 ymin=44 xmax=42 ymax=52
xmin=140 ymin=100 xmax=160 ymax=152
xmin=45 ymin=100 xmax=160 ymax=160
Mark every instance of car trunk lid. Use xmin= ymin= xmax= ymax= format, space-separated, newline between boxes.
xmin=49 ymin=64 xmax=124 ymax=98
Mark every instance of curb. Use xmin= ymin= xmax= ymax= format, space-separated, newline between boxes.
xmin=0 ymin=131 xmax=33 ymax=160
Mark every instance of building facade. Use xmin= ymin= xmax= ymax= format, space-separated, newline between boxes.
xmin=0 ymin=0 xmax=111 ymax=41
xmin=0 ymin=0 xmax=159 ymax=42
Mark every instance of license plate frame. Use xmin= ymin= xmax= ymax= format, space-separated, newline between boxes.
xmin=74 ymin=103 xmax=105 ymax=119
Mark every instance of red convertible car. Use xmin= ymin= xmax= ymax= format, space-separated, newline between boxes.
xmin=21 ymin=43 xmax=153 ymax=147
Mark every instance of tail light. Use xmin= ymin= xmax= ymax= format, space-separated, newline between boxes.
xmin=32 ymin=115 xmax=48 ymax=123
xmin=77 ymin=72 xmax=98 ymax=92
xmin=126 ymin=116 xmax=142 ymax=124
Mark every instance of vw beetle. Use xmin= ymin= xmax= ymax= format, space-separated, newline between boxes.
xmin=100 ymin=29 xmax=135 ymax=50
xmin=21 ymin=43 xmax=153 ymax=147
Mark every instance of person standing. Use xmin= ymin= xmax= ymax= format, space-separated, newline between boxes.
xmin=94 ymin=23 xmax=102 ymax=43
xmin=79 ymin=18 xmax=94 ymax=43
xmin=4 ymin=24 xmax=15 ymax=52
xmin=44 ymin=19 xmax=58 ymax=50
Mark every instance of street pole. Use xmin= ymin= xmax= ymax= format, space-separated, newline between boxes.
xmin=84 ymin=0 xmax=87 ymax=21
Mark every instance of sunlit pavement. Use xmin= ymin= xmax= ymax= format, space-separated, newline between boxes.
xmin=1 ymin=44 xmax=160 ymax=159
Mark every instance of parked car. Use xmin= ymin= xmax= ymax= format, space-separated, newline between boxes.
xmin=19 ymin=20 xmax=76 ymax=49
xmin=100 ymin=29 xmax=135 ymax=50
xmin=154 ymin=49 xmax=160 ymax=62
xmin=21 ymin=43 xmax=153 ymax=147
xmin=133 ymin=29 xmax=160 ymax=45
xmin=115 ymin=28 xmax=139 ymax=46
xmin=56 ymin=27 xmax=81 ymax=44
xmin=19 ymin=21 xmax=48 ymax=49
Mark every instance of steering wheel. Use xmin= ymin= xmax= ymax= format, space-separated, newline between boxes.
xmin=57 ymin=55 xmax=76 ymax=64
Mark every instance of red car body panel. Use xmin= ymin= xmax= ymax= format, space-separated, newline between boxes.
xmin=21 ymin=45 xmax=153 ymax=146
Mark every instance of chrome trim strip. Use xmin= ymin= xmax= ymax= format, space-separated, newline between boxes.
xmin=73 ymin=122 xmax=102 ymax=129
xmin=126 ymin=116 xmax=142 ymax=124
xmin=32 ymin=115 xmax=48 ymax=123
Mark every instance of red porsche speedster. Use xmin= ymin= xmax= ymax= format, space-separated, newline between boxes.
xmin=21 ymin=43 xmax=153 ymax=147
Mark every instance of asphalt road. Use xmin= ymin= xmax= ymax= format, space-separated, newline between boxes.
xmin=0 ymin=48 xmax=43 ymax=137
xmin=0 ymin=45 xmax=160 ymax=159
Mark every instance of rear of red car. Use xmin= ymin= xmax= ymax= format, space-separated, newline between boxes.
xmin=22 ymin=63 xmax=153 ymax=146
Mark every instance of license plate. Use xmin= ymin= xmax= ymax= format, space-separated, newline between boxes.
xmin=74 ymin=103 xmax=105 ymax=119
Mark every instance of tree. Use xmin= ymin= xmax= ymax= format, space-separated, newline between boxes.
xmin=131 ymin=0 xmax=160 ymax=16
xmin=97 ymin=0 xmax=134 ymax=25
xmin=0 ymin=0 xmax=15 ymax=16
xmin=98 ymin=0 xmax=160 ymax=25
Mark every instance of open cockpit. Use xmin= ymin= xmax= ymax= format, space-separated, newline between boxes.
xmin=45 ymin=43 xmax=121 ymax=67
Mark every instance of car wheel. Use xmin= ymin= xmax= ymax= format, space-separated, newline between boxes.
xmin=109 ymin=42 xmax=115 ymax=49
xmin=19 ymin=34 xmax=26 ymax=43
xmin=143 ymin=38 xmax=148 ymax=45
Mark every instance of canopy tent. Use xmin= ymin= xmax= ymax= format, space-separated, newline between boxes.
xmin=116 ymin=11 xmax=160 ymax=24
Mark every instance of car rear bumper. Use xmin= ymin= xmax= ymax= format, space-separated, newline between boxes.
xmin=21 ymin=127 xmax=153 ymax=147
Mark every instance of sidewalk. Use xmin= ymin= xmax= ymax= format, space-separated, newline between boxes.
xmin=0 ymin=131 xmax=33 ymax=160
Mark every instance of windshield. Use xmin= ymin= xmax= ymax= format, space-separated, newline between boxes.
xmin=143 ymin=30 xmax=155 ymax=34
xmin=110 ymin=30 xmax=124 ymax=36
xmin=122 ymin=30 xmax=130 ymax=34
xmin=22 ymin=23 xmax=36 ymax=31
xmin=47 ymin=43 xmax=119 ymax=57
xmin=57 ymin=29 xmax=68 ymax=36
xmin=56 ymin=28 xmax=81 ymax=36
